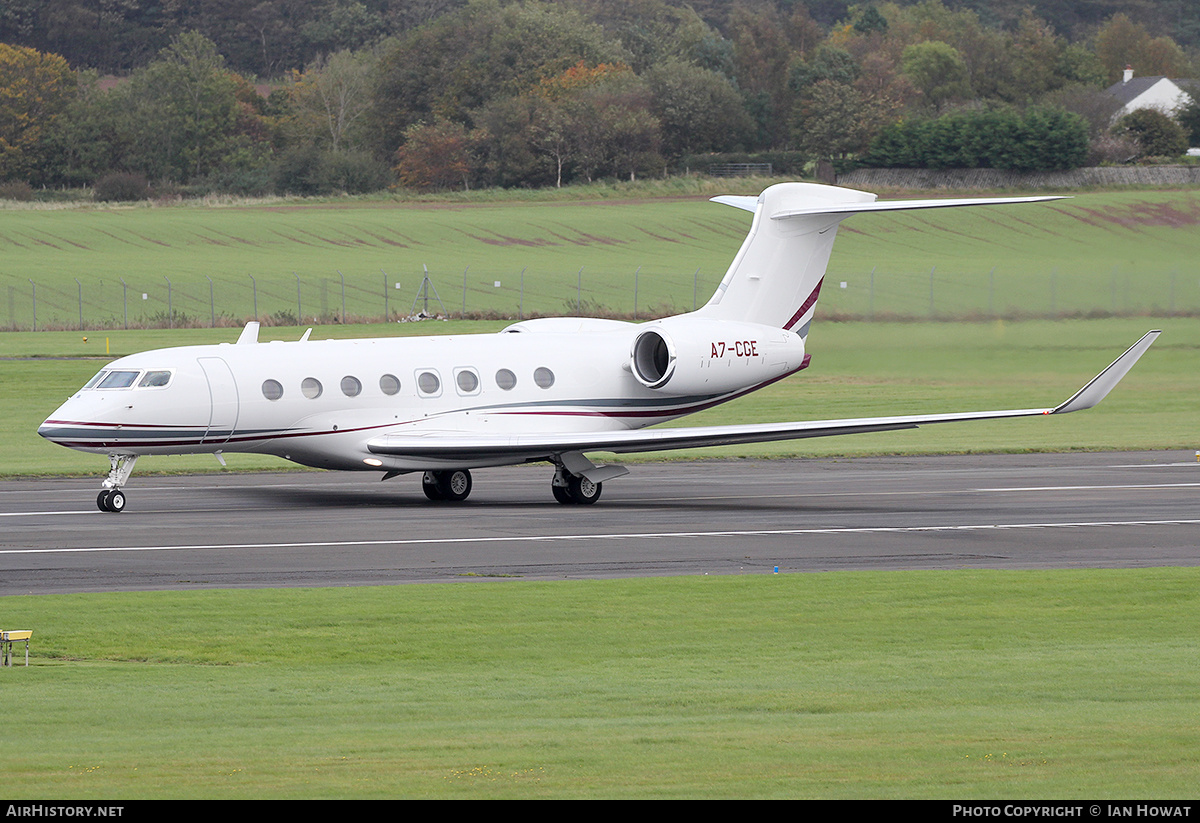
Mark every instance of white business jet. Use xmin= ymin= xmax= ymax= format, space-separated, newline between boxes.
xmin=39 ymin=183 xmax=1159 ymax=512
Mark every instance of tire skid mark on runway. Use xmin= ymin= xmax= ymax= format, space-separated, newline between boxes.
xmin=2 ymin=518 xmax=1199 ymax=556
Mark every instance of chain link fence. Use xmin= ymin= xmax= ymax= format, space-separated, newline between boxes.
xmin=6 ymin=261 xmax=1198 ymax=332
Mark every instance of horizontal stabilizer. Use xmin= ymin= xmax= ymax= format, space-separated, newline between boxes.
xmin=768 ymin=195 xmax=1067 ymax=220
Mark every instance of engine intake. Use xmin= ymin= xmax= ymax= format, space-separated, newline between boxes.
xmin=631 ymin=329 xmax=675 ymax=389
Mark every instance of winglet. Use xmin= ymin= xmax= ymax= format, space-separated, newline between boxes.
xmin=1051 ymin=331 xmax=1160 ymax=414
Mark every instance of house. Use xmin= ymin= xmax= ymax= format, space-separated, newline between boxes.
xmin=1104 ymin=66 xmax=1197 ymax=118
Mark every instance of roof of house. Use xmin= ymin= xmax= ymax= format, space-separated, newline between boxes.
xmin=1104 ymin=75 xmax=1172 ymax=105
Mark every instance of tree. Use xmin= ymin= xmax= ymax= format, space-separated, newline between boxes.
xmin=792 ymin=79 xmax=877 ymax=164
xmin=1095 ymin=13 xmax=1188 ymax=85
xmin=1117 ymin=108 xmax=1189 ymax=159
xmin=393 ymin=118 xmax=474 ymax=191
xmin=1177 ymin=95 xmax=1200 ymax=147
xmin=288 ymin=49 xmax=376 ymax=153
xmin=853 ymin=6 xmax=888 ymax=36
xmin=0 ymin=43 xmax=74 ymax=182
xmin=645 ymin=60 xmax=753 ymax=158
xmin=370 ymin=0 xmax=625 ymax=157
xmin=128 ymin=31 xmax=245 ymax=182
xmin=901 ymin=41 xmax=971 ymax=112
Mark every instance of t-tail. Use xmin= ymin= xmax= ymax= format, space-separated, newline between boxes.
xmin=697 ymin=182 xmax=1067 ymax=338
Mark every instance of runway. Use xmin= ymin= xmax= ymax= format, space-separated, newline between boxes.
xmin=1 ymin=450 xmax=1198 ymax=595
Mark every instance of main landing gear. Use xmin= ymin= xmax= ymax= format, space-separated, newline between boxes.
xmin=422 ymin=469 xmax=473 ymax=502
xmin=416 ymin=466 xmax=603 ymax=504
xmin=551 ymin=466 xmax=602 ymax=505
xmin=97 ymin=454 xmax=138 ymax=513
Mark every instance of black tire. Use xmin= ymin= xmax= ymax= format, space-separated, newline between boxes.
xmin=567 ymin=474 xmax=602 ymax=505
xmin=97 ymin=490 xmax=113 ymax=512
xmin=107 ymin=490 xmax=126 ymax=512
xmin=422 ymin=471 xmax=444 ymax=501
xmin=552 ymin=483 xmax=572 ymax=504
xmin=438 ymin=469 xmax=472 ymax=502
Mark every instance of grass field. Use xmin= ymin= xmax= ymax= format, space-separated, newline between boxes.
xmin=2 ymin=185 xmax=1200 ymax=329
xmin=1 ymin=570 xmax=1197 ymax=799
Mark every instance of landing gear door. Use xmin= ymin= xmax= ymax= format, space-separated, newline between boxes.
xmin=198 ymin=357 xmax=239 ymax=445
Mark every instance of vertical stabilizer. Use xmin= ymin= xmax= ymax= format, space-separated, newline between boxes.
xmin=697 ymin=183 xmax=875 ymax=337
xmin=698 ymin=183 xmax=1066 ymax=339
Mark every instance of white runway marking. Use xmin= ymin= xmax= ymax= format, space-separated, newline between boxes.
xmin=1 ymin=519 xmax=1199 ymax=555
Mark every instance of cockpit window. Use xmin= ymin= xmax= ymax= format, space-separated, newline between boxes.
xmin=97 ymin=370 xmax=140 ymax=389
xmin=82 ymin=370 xmax=108 ymax=389
xmin=137 ymin=370 xmax=172 ymax=388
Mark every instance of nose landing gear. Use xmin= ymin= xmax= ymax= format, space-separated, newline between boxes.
xmin=96 ymin=454 xmax=138 ymax=513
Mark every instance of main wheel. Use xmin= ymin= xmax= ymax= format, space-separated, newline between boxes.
xmin=97 ymin=489 xmax=112 ymax=512
xmin=422 ymin=471 xmax=444 ymax=501
xmin=552 ymin=483 xmax=572 ymax=504
xmin=436 ymin=469 xmax=473 ymax=502
xmin=567 ymin=474 xmax=602 ymax=505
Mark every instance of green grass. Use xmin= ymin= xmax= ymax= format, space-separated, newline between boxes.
xmin=1 ymin=570 xmax=1197 ymax=798
xmin=2 ymin=187 xmax=1200 ymax=329
xmin=3 ymin=316 xmax=1194 ymax=478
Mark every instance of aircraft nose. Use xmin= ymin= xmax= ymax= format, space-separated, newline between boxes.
xmin=38 ymin=414 xmax=70 ymax=442
xmin=39 ymin=397 xmax=80 ymax=443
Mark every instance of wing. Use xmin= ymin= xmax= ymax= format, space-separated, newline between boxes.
xmin=366 ymin=331 xmax=1159 ymax=464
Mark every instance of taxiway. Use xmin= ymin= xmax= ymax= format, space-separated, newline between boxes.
xmin=1 ymin=451 xmax=1197 ymax=594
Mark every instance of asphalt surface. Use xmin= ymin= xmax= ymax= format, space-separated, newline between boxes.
xmin=1 ymin=450 xmax=1198 ymax=594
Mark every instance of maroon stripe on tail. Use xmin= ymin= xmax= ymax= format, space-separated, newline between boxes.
xmin=783 ymin=278 xmax=824 ymax=330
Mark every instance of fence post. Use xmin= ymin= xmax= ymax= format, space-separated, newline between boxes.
xmin=249 ymin=274 xmax=257 ymax=321
xmin=120 ymin=277 xmax=128 ymax=329
xmin=164 ymin=275 xmax=172 ymax=329
xmin=461 ymin=266 xmax=469 ymax=318
xmin=206 ymin=275 xmax=215 ymax=327
xmin=633 ymin=266 xmax=640 ymax=319
xmin=29 ymin=280 xmax=35 ymax=332
xmin=338 ymin=270 xmax=345 ymax=323
xmin=519 ymin=267 xmax=526 ymax=320
xmin=75 ymin=278 xmax=83 ymax=330
xmin=295 ymin=272 xmax=301 ymax=323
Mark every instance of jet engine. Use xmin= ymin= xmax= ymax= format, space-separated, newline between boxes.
xmin=629 ymin=317 xmax=807 ymax=394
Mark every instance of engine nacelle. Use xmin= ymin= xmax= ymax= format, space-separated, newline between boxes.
xmin=629 ymin=317 xmax=807 ymax=394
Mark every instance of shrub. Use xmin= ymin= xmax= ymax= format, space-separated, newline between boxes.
xmin=94 ymin=172 xmax=151 ymax=202
xmin=0 ymin=180 xmax=34 ymax=201
xmin=1116 ymin=109 xmax=1189 ymax=159
xmin=862 ymin=107 xmax=1089 ymax=171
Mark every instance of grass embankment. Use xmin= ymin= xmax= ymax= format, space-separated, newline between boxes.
xmin=2 ymin=186 xmax=1199 ymax=328
xmin=1 ymin=570 xmax=1197 ymax=798
xmin=3 ymin=316 xmax=1194 ymax=478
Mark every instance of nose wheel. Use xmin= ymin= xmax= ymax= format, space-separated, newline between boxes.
xmin=97 ymin=489 xmax=126 ymax=512
xmin=96 ymin=454 xmax=138 ymax=513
